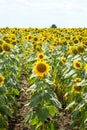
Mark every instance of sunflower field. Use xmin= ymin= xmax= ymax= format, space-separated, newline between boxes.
xmin=0 ymin=27 xmax=87 ymax=130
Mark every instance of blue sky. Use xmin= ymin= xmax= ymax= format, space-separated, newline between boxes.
xmin=0 ymin=0 xmax=87 ymax=28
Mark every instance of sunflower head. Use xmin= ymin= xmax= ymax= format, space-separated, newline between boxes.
xmin=61 ymin=39 xmax=67 ymax=45
xmin=73 ymin=60 xmax=82 ymax=70
xmin=33 ymin=36 xmax=38 ymax=41
xmin=2 ymin=43 xmax=12 ymax=52
xmin=2 ymin=35 xmax=8 ymax=41
xmin=27 ymin=35 xmax=32 ymax=40
xmin=69 ymin=46 xmax=78 ymax=54
xmin=35 ymin=45 xmax=41 ymax=52
xmin=84 ymin=64 xmax=87 ymax=72
xmin=74 ymin=77 xmax=82 ymax=83
xmin=4 ymin=38 xmax=11 ymax=43
xmin=73 ymin=38 xmax=79 ymax=44
xmin=72 ymin=84 xmax=81 ymax=94
xmin=60 ymin=57 xmax=66 ymax=64
xmin=77 ymin=45 xmax=85 ymax=53
xmin=0 ymin=75 xmax=4 ymax=85
xmin=33 ymin=61 xmax=50 ymax=77
xmin=11 ymin=40 xmax=17 ymax=45
xmin=10 ymin=34 xmax=16 ymax=40
xmin=37 ymin=52 xmax=45 ymax=60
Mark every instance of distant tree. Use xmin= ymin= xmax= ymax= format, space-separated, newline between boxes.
xmin=50 ymin=24 xmax=57 ymax=28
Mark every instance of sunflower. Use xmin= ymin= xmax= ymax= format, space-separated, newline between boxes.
xmin=4 ymin=38 xmax=11 ymax=43
xmin=35 ymin=45 xmax=41 ymax=52
xmin=37 ymin=52 xmax=45 ymax=60
xmin=84 ymin=64 xmax=87 ymax=72
xmin=77 ymin=45 xmax=84 ymax=53
xmin=33 ymin=61 xmax=50 ymax=77
xmin=72 ymin=84 xmax=81 ymax=94
xmin=60 ymin=57 xmax=66 ymax=64
xmin=69 ymin=46 xmax=78 ymax=54
xmin=2 ymin=35 xmax=8 ymax=41
xmin=61 ymin=39 xmax=67 ymax=45
xmin=74 ymin=77 xmax=82 ymax=83
xmin=82 ymin=40 xmax=87 ymax=47
xmin=11 ymin=40 xmax=17 ymax=45
xmin=9 ymin=34 xmax=16 ymax=40
xmin=25 ymin=52 xmax=29 ymax=57
xmin=73 ymin=38 xmax=79 ymax=44
xmin=0 ymin=75 xmax=4 ymax=85
xmin=73 ymin=60 xmax=82 ymax=70
xmin=2 ymin=43 xmax=12 ymax=52
xmin=33 ymin=36 xmax=38 ymax=41
xmin=27 ymin=35 xmax=32 ymax=40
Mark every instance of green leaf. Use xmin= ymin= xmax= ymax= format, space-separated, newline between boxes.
xmin=0 ymin=52 xmax=5 ymax=58
xmin=36 ymin=107 xmax=49 ymax=122
xmin=50 ymin=122 xmax=56 ymax=130
xmin=7 ymin=95 xmax=17 ymax=105
xmin=45 ymin=79 xmax=54 ymax=85
xmin=42 ymin=43 xmax=50 ymax=53
xmin=28 ymin=81 xmax=44 ymax=92
xmin=12 ymin=89 xmax=19 ymax=95
xmin=0 ymin=86 xmax=6 ymax=94
xmin=9 ymin=54 xmax=20 ymax=64
xmin=0 ymin=96 xmax=6 ymax=105
xmin=27 ymin=83 xmax=37 ymax=92
xmin=46 ymin=88 xmax=62 ymax=108
xmin=30 ymin=93 xmax=42 ymax=108
xmin=0 ymin=116 xmax=8 ymax=128
xmin=65 ymin=101 xmax=76 ymax=110
xmin=28 ymin=77 xmax=38 ymax=86
xmin=47 ymin=106 xmax=56 ymax=116
xmin=50 ymin=97 xmax=62 ymax=108
xmin=24 ymin=110 xmax=34 ymax=124
xmin=27 ymin=81 xmax=44 ymax=92
xmin=31 ymin=115 xmax=39 ymax=125
xmin=36 ymin=121 xmax=43 ymax=129
xmin=64 ymin=69 xmax=75 ymax=78
xmin=0 ymin=105 xmax=12 ymax=117
xmin=8 ymin=66 xmax=18 ymax=74
xmin=43 ymin=89 xmax=51 ymax=102
xmin=47 ymin=120 xmax=56 ymax=130
xmin=84 ymin=118 xmax=87 ymax=124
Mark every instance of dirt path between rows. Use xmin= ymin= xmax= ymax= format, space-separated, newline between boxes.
xmin=8 ymin=70 xmax=30 ymax=130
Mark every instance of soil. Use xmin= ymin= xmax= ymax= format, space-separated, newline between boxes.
xmin=8 ymin=71 xmax=30 ymax=130
xmin=8 ymin=69 xmax=72 ymax=130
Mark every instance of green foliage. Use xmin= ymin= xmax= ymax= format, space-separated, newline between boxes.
xmin=50 ymin=24 xmax=57 ymax=28
xmin=24 ymin=78 xmax=61 ymax=129
xmin=0 ymin=46 xmax=21 ymax=128
xmin=63 ymin=52 xmax=87 ymax=129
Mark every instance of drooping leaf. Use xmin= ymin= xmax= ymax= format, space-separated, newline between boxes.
xmin=36 ymin=107 xmax=49 ymax=122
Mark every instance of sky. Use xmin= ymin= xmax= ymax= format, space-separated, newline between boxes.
xmin=0 ymin=0 xmax=87 ymax=28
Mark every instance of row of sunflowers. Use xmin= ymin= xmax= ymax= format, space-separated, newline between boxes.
xmin=0 ymin=28 xmax=22 ymax=130
xmin=0 ymin=27 xmax=87 ymax=130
